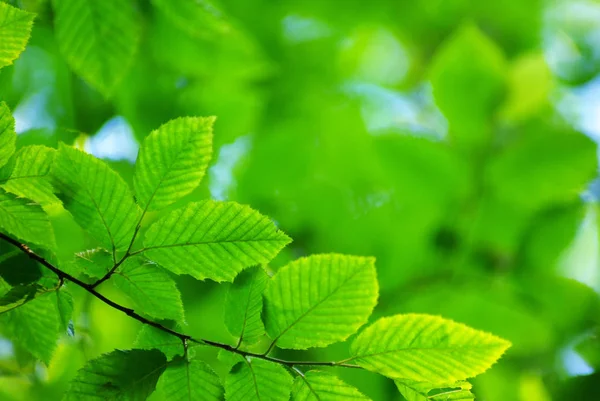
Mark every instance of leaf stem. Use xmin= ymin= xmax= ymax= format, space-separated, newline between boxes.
xmin=0 ymin=232 xmax=362 ymax=371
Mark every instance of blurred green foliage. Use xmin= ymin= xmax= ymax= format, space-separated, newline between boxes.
xmin=1 ymin=0 xmax=600 ymax=399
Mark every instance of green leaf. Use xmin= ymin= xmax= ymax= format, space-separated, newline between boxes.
xmin=487 ymin=129 xmax=597 ymax=210
xmin=0 ymin=188 xmax=55 ymax=249
xmin=151 ymin=0 xmax=230 ymax=39
xmin=349 ymin=314 xmax=511 ymax=382
xmin=52 ymin=144 xmax=141 ymax=251
xmin=63 ymin=248 xmax=113 ymax=279
xmin=395 ymin=380 xmax=474 ymax=401
xmin=0 ymin=283 xmax=40 ymax=309
xmin=0 ymin=290 xmax=60 ymax=364
xmin=1 ymin=145 xmax=59 ymax=206
xmin=292 ymin=370 xmax=371 ymax=401
xmin=225 ymin=358 xmax=292 ymax=401
xmin=135 ymin=325 xmax=184 ymax=360
xmin=153 ymin=357 xmax=223 ymax=401
xmin=430 ymin=24 xmax=506 ymax=148
xmin=224 ymin=265 xmax=268 ymax=346
xmin=142 ymin=200 xmax=290 ymax=282
xmin=0 ymin=2 xmax=35 ymax=69
xmin=63 ymin=349 xmax=167 ymax=400
xmin=56 ymin=288 xmax=74 ymax=335
xmin=113 ymin=258 xmax=184 ymax=322
xmin=52 ymin=0 xmax=140 ymax=96
xmin=263 ymin=254 xmax=378 ymax=350
xmin=0 ymin=102 xmax=16 ymax=169
xmin=133 ymin=116 xmax=214 ymax=212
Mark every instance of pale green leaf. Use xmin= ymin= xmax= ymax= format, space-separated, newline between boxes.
xmin=151 ymin=0 xmax=230 ymax=39
xmin=135 ymin=325 xmax=184 ymax=361
xmin=487 ymin=129 xmax=597 ymax=210
xmin=63 ymin=349 xmax=166 ymax=400
xmin=430 ymin=24 xmax=506 ymax=147
xmin=349 ymin=314 xmax=511 ymax=382
xmin=52 ymin=0 xmax=140 ymax=96
xmin=0 ymin=290 xmax=60 ymax=364
xmin=52 ymin=144 xmax=141 ymax=251
xmin=263 ymin=254 xmax=378 ymax=350
xmin=0 ymin=188 xmax=55 ymax=249
xmin=292 ymin=370 xmax=371 ymax=401
xmin=224 ymin=265 xmax=268 ymax=346
xmin=133 ymin=117 xmax=213 ymax=212
xmin=225 ymin=358 xmax=292 ymax=401
xmin=153 ymin=357 xmax=223 ymax=401
xmin=113 ymin=258 xmax=184 ymax=322
xmin=142 ymin=200 xmax=290 ymax=282
xmin=0 ymin=2 xmax=35 ymax=69
xmin=395 ymin=380 xmax=474 ymax=401
xmin=1 ymin=145 xmax=59 ymax=206
xmin=0 ymin=102 xmax=16 ymax=169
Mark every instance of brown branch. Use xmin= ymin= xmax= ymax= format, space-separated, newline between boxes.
xmin=0 ymin=232 xmax=361 ymax=370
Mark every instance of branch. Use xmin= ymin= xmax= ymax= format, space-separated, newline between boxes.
xmin=0 ymin=232 xmax=362 ymax=370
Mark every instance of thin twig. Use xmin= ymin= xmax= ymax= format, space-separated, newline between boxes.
xmin=0 ymin=232 xmax=362 ymax=370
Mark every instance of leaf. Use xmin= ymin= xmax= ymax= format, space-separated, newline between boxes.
xmin=430 ymin=24 xmax=506 ymax=148
xmin=133 ymin=116 xmax=214 ymax=212
xmin=52 ymin=144 xmax=141 ymax=251
xmin=225 ymin=358 xmax=292 ymax=401
xmin=0 ymin=188 xmax=55 ymax=249
xmin=113 ymin=258 xmax=184 ymax=322
xmin=142 ymin=200 xmax=291 ymax=282
xmin=64 ymin=349 xmax=167 ymax=400
xmin=56 ymin=288 xmax=74 ymax=335
xmin=1 ymin=145 xmax=59 ymax=206
xmin=52 ymin=0 xmax=140 ymax=96
xmin=0 ymin=290 xmax=60 ymax=364
xmin=224 ymin=265 xmax=268 ymax=346
xmin=486 ymin=129 xmax=597 ymax=210
xmin=292 ymin=370 xmax=371 ymax=401
xmin=0 ymin=284 xmax=40 ymax=309
xmin=349 ymin=314 xmax=511 ymax=382
xmin=64 ymin=248 xmax=113 ymax=279
xmin=0 ymin=102 xmax=16 ymax=169
xmin=0 ymin=2 xmax=35 ymax=69
xmin=151 ymin=0 xmax=230 ymax=39
xmin=263 ymin=254 xmax=378 ymax=350
xmin=153 ymin=357 xmax=223 ymax=401
xmin=135 ymin=325 xmax=185 ymax=361
xmin=395 ymin=380 xmax=474 ymax=401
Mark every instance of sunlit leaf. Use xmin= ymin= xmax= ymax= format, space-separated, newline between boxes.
xmin=113 ymin=258 xmax=184 ymax=322
xmin=0 ymin=102 xmax=16 ymax=169
xmin=396 ymin=380 xmax=474 ymax=401
xmin=224 ymin=265 xmax=268 ymax=346
xmin=142 ymin=200 xmax=290 ymax=282
xmin=1 ymin=145 xmax=59 ymax=206
xmin=0 ymin=2 xmax=35 ymax=69
xmin=0 ymin=188 xmax=55 ymax=249
xmin=52 ymin=144 xmax=140 ymax=251
xmin=225 ymin=358 xmax=292 ymax=401
xmin=349 ymin=314 xmax=511 ymax=382
xmin=133 ymin=117 xmax=213 ymax=212
xmin=263 ymin=254 xmax=378 ymax=350
xmin=292 ymin=370 xmax=371 ymax=401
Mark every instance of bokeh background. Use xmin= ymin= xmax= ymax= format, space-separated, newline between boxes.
xmin=1 ymin=0 xmax=600 ymax=399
